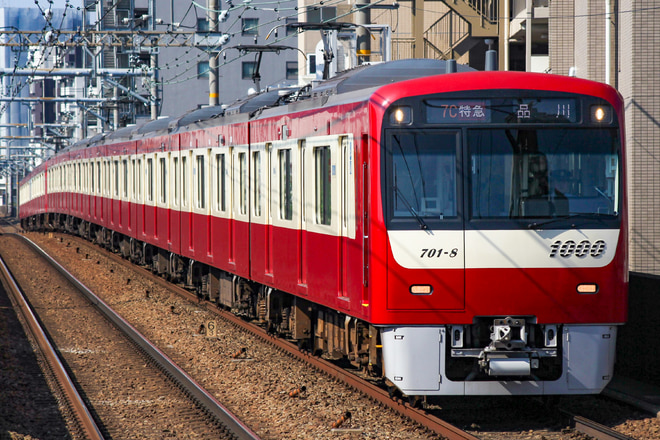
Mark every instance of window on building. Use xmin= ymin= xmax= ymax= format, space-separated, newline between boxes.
xmin=242 ymin=18 xmax=258 ymax=35
xmin=285 ymin=18 xmax=297 ymax=36
xmin=197 ymin=61 xmax=210 ymax=78
xmin=242 ymin=61 xmax=257 ymax=79
xmin=306 ymin=7 xmax=336 ymax=23
xmin=286 ymin=62 xmax=298 ymax=80
xmin=314 ymin=146 xmax=331 ymax=225
xmin=307 ymin=54 xmax=317 ymax=75
xmin=197 ymin=18 xmax=209 ymax=32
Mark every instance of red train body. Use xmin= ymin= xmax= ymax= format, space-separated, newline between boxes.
xmin=19 ymin=60 xmax=627 ymax=396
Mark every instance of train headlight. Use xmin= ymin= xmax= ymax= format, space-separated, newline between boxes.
xmin=410 ymin=284 xmax=432 ymax=295
xmin=577 ymin=283 xmax=599 ymax=294
xmin=590 ymin=105 xmax=612 ymax=123
xmin=390 ymin=106 xmax=412 ymax=125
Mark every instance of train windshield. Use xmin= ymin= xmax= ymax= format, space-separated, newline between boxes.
xmin=384 ymin=127 xmax=620 ymax=229
xmin=469 ymin=128 xmax=620 ymax=220
xmin=386 ymin=131 xmax=460 ymax=228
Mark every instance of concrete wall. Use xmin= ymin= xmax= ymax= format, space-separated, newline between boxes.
xmin=144 ymin=0 xmax=299 ymax=118
xmin=620 ymin=0 xmax=660 ymax=274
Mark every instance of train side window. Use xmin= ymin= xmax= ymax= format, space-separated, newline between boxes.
xmin=196 ymin=154 xmax=206 ymax=209
xmin=90 ymin=161 xmax=95 ymax=193
xmin=159 ymin=157 xmax=167 ymax=204
xmin=123 ymin=159 xmax=129 ymax=199
xmin=182 ymin=155 xmax=188 ymax=206
xmin=173 ymin=156 xmax=179 ymax=207
xmin=106 ymin=160 xmax=111 ymax=196
xmin=215 ymin=153 xmax=226 ymax=211
xmin=314 ymin=146 xmax=331 ymax=226
xmin=279 ymin=148 xmax=293 ymax=220
xmin=239 ymin=152 xmax=247 ymax=215
xmin=252 ymin=151 xmax=261 ymax=217
xmin=136 ymin=159 xmax=142 ymax=202
xmin=130 ymin=159 xmax=136 ymax=199
xmin=114 ymin=160 xmax=119 ymax=197
xmin=146 ymin=158 xmax=154 ymax=202
xmin=97 ymin=162 xmax=102 ymax=195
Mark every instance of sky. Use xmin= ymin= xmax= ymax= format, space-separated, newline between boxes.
xmin=1 ymin=0 xmax=83 ymax=8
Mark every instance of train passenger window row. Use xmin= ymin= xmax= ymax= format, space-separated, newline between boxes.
xmin=25 ymin=134 xmax=356 ymax=240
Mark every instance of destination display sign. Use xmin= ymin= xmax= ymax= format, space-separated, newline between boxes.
xmin=425 ymin=98 xmax=579 ymax=124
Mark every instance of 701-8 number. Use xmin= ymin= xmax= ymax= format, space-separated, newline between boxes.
xmin=420 ymin=248 xmax=459 ymax=258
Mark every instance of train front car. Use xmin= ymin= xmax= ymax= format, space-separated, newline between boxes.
xmin=370 ymin=71 xmax=627 ymax=396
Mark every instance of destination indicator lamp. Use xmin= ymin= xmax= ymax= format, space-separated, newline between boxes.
xmin=425 ymin=98 xmax=580 ymax=124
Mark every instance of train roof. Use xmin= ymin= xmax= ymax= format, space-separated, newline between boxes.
xmin=62 ymin=59 xmax=474 ymax=148
xmin=309 ymin=58 xmax=474 ymax=97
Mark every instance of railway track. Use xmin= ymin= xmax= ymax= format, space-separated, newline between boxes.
xmin=0 ymin=231 xmax=259 ymax=440
xmin=566 ymin=413 xmax=636 ymax=440
xmin=0 ymin=245 xmax=103 ymax=439
xmin=14 ymin=228 xmax=647 ymax=440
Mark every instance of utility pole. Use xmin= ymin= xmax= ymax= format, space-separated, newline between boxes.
xmin=525 ymin=0 xmax=532 ymax=72
xmin=412 ymin=0 xmax=425 ymax=59
xmin=149 ymin=0 xmax=158 ymax=119
xmin=209 ymin=0 xmax=219 ymax=106
xmin=355 ymin=0 xmax=370 ymax=64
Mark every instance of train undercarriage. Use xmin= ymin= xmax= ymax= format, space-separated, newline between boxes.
xmin=24 ymin=213 xmax=384 ymax=380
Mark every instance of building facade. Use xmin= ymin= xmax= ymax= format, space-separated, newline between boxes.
xmin=0 ymin=1 xmax=82 ymax=215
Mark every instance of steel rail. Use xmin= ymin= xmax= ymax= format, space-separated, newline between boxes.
xmin=77 ymin=233 xmax=479 ymax=440
xmin=0 ymin=253 xmax=104 ymax=440
xmin=13 ymin=234 xmax=261 ymax=440
xmin=562 ymin=411 xmax=636 ymax=440
xmin=215 ymin=307 xmax=481 ymax=440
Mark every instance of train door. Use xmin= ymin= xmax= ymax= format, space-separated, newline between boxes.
xmin=154 ymin=149 xmax=169 ymax=246
xmin=301 ymin=135 xmax=343 ymax=302
xmin=269 ymin=139 xmax=299 ymax=291
xmin=120 ymin=155 xmax=130 ymax=232
xmin=191 ymin=147 xmax=211 ymax=259
xmin=180 ymin=148 xmax=192 ymax=254
xmin=298 ymin=139 xmax=308 ymax=291
xmin=135 ymin=150 xmax=145 ymax=241
xmin=247 ymin=142 xmax=270 ymax=280
xmin=339 ymin=135 xmax=356 ymax=303
xmin=209 ymin=141 xmax=232 ymax=269
xmin=169 ymin=135 xmax=181 ymax=255
xmin=128 ymin=152 xmax=136 ymax=236
xmin=231 ymin=144 xmax=251 ymax=278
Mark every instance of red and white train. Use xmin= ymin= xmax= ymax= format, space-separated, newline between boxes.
xmin=19 ymin=59 xmax=627 ymax=396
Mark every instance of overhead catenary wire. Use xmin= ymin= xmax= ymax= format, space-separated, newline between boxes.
xmin=6 ymin=0 xmax=660 ymax=125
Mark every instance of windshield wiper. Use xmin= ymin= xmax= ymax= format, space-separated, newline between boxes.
xmin=394 ymin=184 xmax=428 ymax=230
xmin=527 ymin=212 xmax=616 ymax=229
